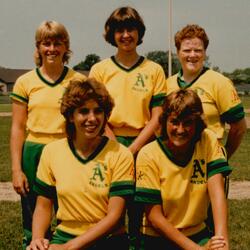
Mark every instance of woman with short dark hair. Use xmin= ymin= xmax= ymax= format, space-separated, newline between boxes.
xmin=135 ymin=89 xmax=230 ymax=250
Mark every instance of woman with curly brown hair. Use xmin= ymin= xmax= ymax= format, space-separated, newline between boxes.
xmin=28 ymin=79 xmax=134 ymax=250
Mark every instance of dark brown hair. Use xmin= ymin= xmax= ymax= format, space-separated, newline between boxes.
xmin=61 ymin=78 xmax=114 ymax=140
xmin=160 ymin=89 xmax=206 ymax=142
xmin=104 ymin=6 xmax=145 ymax=47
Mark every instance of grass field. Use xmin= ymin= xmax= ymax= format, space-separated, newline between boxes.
xmin=0 ymin=95 xmax=11 ymax=104
xmin=1 ymin=115 xmax=250 ymax=181
xmin=1 ymin=200 xmax=249 ymax=249
xmin=0 ymin=104 xmax=11 ymax=112
xmin=0 ymin=92 xmax=250 ymax=111
xmin=241 ymin=95 xmax=250 ymax=110
xmin=0 ymin=117 xmax=11 ymax=182
xmin=0 ymin=96 xmax=250 ymax=249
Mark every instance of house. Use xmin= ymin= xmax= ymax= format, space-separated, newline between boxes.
xmin=0 ymin=67 xmax=29 ymax=93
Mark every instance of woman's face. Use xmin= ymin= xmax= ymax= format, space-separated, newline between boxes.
xmin=71 ymin=99 xmax=105 ymax=141
xmin=166 ymin=112 xmax=196 ymax=149
xmin=114 ymin=26 xmax=139 ymax=52
xmin=177 ymin=37 xmax=206 ymax=76
xmin=38 ymin=38 xmax=67 ymax=66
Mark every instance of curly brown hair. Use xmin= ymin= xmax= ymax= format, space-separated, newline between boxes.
xmin=61 ymin=78 xmax=114 ymax=140
xmin=104 ymin=6 xmax=145 ymax=47
xmin=160 ymin=89 xmax=207 ymax=143
xmin=175 ymin=24 xmax=209 ymax=51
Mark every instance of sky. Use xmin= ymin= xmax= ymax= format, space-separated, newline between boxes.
xmin=0 ymin=0 xmax=249 ymax=73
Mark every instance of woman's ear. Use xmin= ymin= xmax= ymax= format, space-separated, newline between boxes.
xmin=69 ymin=112 xmax=74 ymax=123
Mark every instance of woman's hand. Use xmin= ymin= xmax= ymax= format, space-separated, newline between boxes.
xmin=12 ymin=170 xmax=29 ymax=195
xmin=48 ymin=244 xmax=80 ymax=250
xmin=205 ymin=235 xmax=227 ymax=250
xmin=26 ymin=238 xmax=49 ymax=250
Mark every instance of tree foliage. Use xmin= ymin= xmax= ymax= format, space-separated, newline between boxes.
xmin=145 ymin=50 xmax=180 ymax=77
xmin=72 ymin=52 xmax=250 ymax=85
xmin=223 ymin=68 xmax=250 ymax=84
xmin=73 ymin=54 xmax=101 ymax=71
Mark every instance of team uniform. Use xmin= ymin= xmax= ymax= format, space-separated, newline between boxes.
xmin=135 ymin=129 xmax=232 ymax=249
xmin=34 ymin=137 xmax=134 ymax=249
xmin=166 ymin=67 xmax=244 ymax=233
xmin=89 ymin=56 xmax=166 ymax=249
xmin=10 ymin=66 xmax=86 ymax=248
xmin=166 ymin=68 xmax=245 ymax=139
xmin=89 ymin=56 xmax=166 ymax=139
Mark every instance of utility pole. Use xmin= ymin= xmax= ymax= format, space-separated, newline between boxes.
xmin=168 ymin=0 xmax=172 ymax=77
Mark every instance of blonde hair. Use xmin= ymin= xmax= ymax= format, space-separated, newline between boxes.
xmin=34 ymin=20 xmax=72 ymax=66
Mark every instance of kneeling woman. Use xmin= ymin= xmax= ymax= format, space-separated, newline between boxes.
xmin=135 ymin=89 xmax=230 ymax=250
xmin=28 ymin=79 xmax=134 ymax=250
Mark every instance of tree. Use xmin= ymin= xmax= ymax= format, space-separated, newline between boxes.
xmin=73 ymin=54 xmax=101 ymax=71
xmin=223 ymin=68 xmax=250 ymax=84
xmin=212 ymin=66 xmax=221 ymax=73
xmin=145 ymin=50 xmax=180 ymax=77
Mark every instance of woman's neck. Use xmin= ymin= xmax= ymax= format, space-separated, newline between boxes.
xmin=73 ymin=136 xmax=102 ymax=159
xmin=115 ymin=50 xmax=140 ymax=68
xmin=166 ymin=140 xmax=195 ymax=166
xmin=182 ymin=67 xmax=204 ymax=84
xmin=39 ymin=63 xmax=64 ymax=82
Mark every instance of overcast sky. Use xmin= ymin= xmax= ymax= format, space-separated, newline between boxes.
xmin=1 ymin=0 xmax=249 ymax=72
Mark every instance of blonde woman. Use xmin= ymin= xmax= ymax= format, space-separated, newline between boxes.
xmin=10 ymin=20 xmax=86 ymax=248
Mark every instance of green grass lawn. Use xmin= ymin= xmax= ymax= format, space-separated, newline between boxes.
xmin=1 ymin=116 xmax=250 ymax=181
xmin=0 ymin=107 xmax=250 ymax=249
xmin=0 ymin=201 xmax=23 ymax=249
xmin=228 ymin=199 xmax=250 ymax=249
xmin=0 ymin=103 xmax=11 ymax=112
xmin=0 ymin=94 xmax=11 ymax=104
xmin=0 ymin=199 xmax=249 ymax=249
xmin=0 ymin=104 xmax=12 ymax=112
xmin=241 ymin=95 xmax=250 ymax=110
xmin=229 ymin=129 xmax=250 ymax=181
xmin=0 ymin=117 xmax=11 ymax=182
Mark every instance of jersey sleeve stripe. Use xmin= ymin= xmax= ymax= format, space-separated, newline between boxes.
xmin=9 ymin=93 xmax=28 ymax=103
xmin=220 ymin=103 xmax=245 ymax=123
xmin=33 ymin=177 xmax=56 ymax=199
xmin=109 ymin=180 xmax=134 ymax=197
xmin=135 ymin=187 xmax=162 ymax=204
xmin=207 ymin=159 xmax=232 ymax=178
xmin=150 ymin=93 xmax=166 ymax=107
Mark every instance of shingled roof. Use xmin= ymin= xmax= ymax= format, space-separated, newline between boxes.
xmin=0 ymin=67 xmax=30 ymax=83
xmin=0 ymin=67 xmax=89 ymax=84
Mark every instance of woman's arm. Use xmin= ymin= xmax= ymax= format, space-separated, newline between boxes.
xmin=145 ymin=204 xmax=203 ymax=250
xmin=52 ymin=196 xmax=126 ymax=250
xmin=208 ymin=174 xmax=229 ymax=250
xmin=128 ymin=106 xmax=162 ymax=155
xmin=225 ymin=118 xmax=247 ymax=159
xmin=10 ymin=100 xmax=29 ymax=195
xmin=28 ymin=196 xmax=54 ymax=250
xmin=104 ymin=124 xmax=117 ymax=141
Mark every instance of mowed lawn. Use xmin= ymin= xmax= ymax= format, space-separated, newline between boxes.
xmin=1 ymin=95 xmax=250 ymax=249
xmin=1 ymin=200 xmax=250 ymax=249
